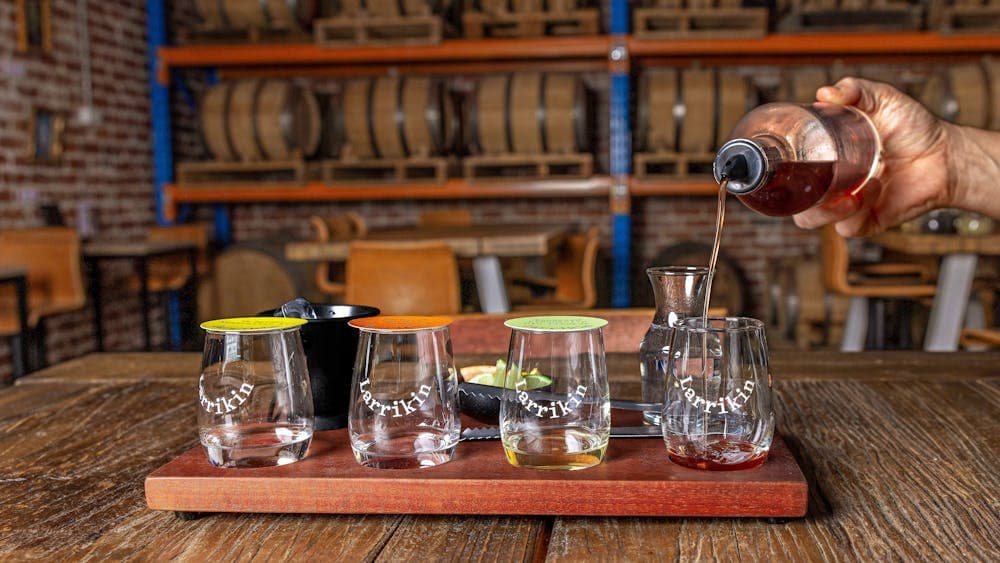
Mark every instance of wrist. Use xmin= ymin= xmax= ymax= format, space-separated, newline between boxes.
xmin=944 ymin=123 xmax=1000 ymax=217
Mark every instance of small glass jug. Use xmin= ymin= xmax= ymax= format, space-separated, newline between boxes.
xmin=639 ymin=266 xmax=709 ymax=425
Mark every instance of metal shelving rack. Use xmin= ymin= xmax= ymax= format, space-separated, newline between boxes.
xmin=146 ymin=0 xmax=1000 ymax=308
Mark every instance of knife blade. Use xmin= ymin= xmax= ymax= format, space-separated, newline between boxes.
xmin=460 ymin=425 xmax=661 ymax=441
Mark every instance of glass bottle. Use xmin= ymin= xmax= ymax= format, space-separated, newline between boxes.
xmin=713 ymin=102 xmax=882 ymax=217
xmin=639 ymin=266 xmax=708 ymax=425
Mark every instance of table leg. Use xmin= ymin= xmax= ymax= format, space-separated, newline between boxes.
xmin=180 ymin=248 xmax=199 ymax=349
xmin=13 ymin=276 xmax=28 ymax=378
xmin=139 ymin=256 xmax=152 ymax=351
xmin=87 ymin=258 xmax=105 ymax=353
xmin=473 ymin=255 xmax=510 ymax=314
xmin=840 ymin=296 xmax=868 ymax=352
xmin=924 ymin=253 xmax=978 ymax=352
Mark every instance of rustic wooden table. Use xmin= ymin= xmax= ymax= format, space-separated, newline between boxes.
xmin=2 ymin=351 xmax=998 ymax=559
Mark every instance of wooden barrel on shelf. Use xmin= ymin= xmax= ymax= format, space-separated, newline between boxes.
xmin=208 ymin=242 xmax=323 ymax=319
xmin=780 ymin=66 xmax=829 ymax=104
xmin=637 ymin=67 xmax=755 ymax=153
xmin=335 ymin=0 xmax=438 ymax=16
xmin=918 ymin=62 xmax=990 ymax=129
xmin=465 ymin=72 xmax=590 ymax=155
xmin=338 ymin=76 xmax=456 ymax=160
xmin=987 ymin=57 xmax=1000 ymax=131
xmin=195 ymin=0 xmax=319 ymax=30
xmin=636 ymin=68 xmax=677 ymax=153
xmin=200 ymin=79 xmax=321 ymax=162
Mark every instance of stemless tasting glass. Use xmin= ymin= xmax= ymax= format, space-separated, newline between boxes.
xmin=198 ymin=317 xmax=314 ymax=468
xmin=501 ymin=316 xmax=611 ymax=471
xmin=662 ymin=317 xmax=774 ymax=471
xmin=348 ymin=316 xmax=460 ymax=469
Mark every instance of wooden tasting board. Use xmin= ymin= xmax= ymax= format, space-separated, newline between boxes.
xmin=146 ymin=429 xmax=808 ymax=518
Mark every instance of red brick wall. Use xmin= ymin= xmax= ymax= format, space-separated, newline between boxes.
xmin=0 ymin=1 xmax=199 ymax=380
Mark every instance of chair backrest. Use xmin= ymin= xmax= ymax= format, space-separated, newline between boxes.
xmin=553 ymin=226 xmax=601 ymax=307
xmin=819 ymin=225 xmax=852 ymax=295
xmin=147 ymin=223 xmax=212 ymax=274
xmin=345 ymin=240 xmax=461 ymax=315
xmin=0 ymin=227 xmax=85 ymax=310
xmin=310 ymin=213 xmax=367 ymax=242
xmin=310 ymin=213 xmax=367 ymax=298
xmin=211 ymin=246 xmax=298 ymax=318
xmin=417 ymin=209 xmax=473 ymax=227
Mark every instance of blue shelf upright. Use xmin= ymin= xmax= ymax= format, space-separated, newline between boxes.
xmin=608 ymin=0 xmax=632 ymax=308
xmin=147 ymin=0 xmax=172 ymax=227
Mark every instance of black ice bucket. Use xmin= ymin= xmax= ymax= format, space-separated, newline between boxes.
xmin=263 ymin=304 xmax=380 ymax=430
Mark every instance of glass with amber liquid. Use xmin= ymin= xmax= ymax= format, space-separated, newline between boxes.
xmin=662 ymin=317 xmax=774 ymax=471
xmin=500 ymin=316 xmax=611 ymax=470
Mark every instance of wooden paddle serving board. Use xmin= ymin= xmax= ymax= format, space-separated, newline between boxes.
xmin=146 ymin=430 xmax=808 ymax=518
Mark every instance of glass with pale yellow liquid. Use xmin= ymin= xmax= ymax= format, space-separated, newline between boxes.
xmin=499 ymin=316 xmax=611 ymax=471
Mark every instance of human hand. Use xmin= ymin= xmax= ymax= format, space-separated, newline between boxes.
xmin=792 ymin=77 xmax=953 ymax=237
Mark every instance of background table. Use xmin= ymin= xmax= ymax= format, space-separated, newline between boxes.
xmin=285 ymin=224 xmax=569 ymax=313
xmin=2 ymin=350 xmax=997 ymax=559
xmin=83 ymin=241 xmax=199 ymax=352
xmin=871 ymin=231 xmax=1000 ymax=351
xmin=0 ymin=265 xmax=29 ymax=379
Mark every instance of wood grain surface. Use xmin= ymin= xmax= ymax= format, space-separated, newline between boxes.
xmin=2 ymin=351 xmax=998 ymax=559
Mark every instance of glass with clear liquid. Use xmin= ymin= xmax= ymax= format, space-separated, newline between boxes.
xmin=639 ymin=267 xmax=709 ymax=425
xmin=347 ymin=316 xmax=460 ymax=469
xmin=198 ymin=317 xmax=314 ymax=468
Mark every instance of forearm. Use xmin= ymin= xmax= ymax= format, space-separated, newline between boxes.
xmin=944 ymin=123 xmax=1000 ymax=219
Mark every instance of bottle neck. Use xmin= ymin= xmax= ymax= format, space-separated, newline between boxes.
xmin=713 ymin=137 xmax=786 ymax=195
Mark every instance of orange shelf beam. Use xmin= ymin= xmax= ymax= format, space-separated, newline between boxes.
xmin=629 ymin=32 xmax=1000 ymax=57
xmin=164 ymin=177 xmax=612 ymax=219
xmin=629 ymin=178 xmax=720 ymax=197
xmin=158 ymin=36 xmax=611 ymax=83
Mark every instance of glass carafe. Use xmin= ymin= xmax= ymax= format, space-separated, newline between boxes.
xmin=639 ymin=266 xmax=708 ymax=425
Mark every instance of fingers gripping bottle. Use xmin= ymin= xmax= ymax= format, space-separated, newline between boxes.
xmin=713 ymin=102 xmax=883 ymax=216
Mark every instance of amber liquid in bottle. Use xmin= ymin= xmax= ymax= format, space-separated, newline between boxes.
xmin=714 ymin=103 xmax=881 ymax=217
xmin=737 ymin=161 xmax=836 ymax=216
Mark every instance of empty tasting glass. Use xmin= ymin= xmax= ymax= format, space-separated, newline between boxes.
xmin=198 ymin=317 xmax=314 ymax=468
xmin=501 ymin=316 xmax=611 ymax=471
xmin=348 ymin=316 xmax=460 ymax=469
xmin=662 ymin=317 xmax=774 ymax=471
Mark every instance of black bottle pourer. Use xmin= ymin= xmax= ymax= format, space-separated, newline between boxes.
xmin=713 ymin=139 xmax=767 ymax=194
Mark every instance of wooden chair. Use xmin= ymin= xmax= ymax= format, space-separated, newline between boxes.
xmin=510 ymin=226 xmax=600 ymax=311
xmin=344 ymin=240 xmax=462 ymax=315
xmin=311 ymin=213 xmax=366 ymax=300
xmin=129 ymin=223 xmax=212 ymax=294
xmin=821 ymin=225 xmax=936 ymax=351
xmin=417 ymin=209 xmax=473 ymax=227
xmin=960 ymin=327 xmax=1000 ymax=350
xmin=0 ymin=228 xmax=86 ymax=371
